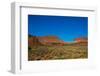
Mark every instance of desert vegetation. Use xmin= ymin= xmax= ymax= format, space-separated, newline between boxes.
xmin=28 ymin=35 xmax=88 ymax=61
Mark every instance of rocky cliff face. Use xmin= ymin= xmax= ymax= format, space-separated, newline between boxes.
xmin=28 ymin=36 xmax=42 ymax=47
xmin=28 ymin=35 xmax=88 ymax=47
xmin=75 ymin=37 xmax=87 ymax=42
xmin=37 ymin=36 xmax=65 ymax=45
xmin=74 ymin=37 xmax=88 ymax=46
xmin=28 ymin=35 xmax=66 ymax=46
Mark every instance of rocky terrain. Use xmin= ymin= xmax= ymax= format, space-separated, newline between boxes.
xmin=28 ymin=35 xmax=88 ymax=61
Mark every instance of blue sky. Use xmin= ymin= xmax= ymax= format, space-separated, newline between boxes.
xmin=28 ymin=15 xmax=88 ymax=42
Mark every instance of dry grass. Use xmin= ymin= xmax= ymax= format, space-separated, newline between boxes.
xmin=28 ymin=44 xmax=88 ymax=61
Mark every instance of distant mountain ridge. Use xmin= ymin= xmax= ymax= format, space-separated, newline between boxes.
xmin=75 ymin=37 xmax=87 ymax=42
xmin=28 ymin=35 xmax=88 ymax=47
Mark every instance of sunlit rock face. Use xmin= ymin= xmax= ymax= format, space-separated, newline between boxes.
xmin=29 ymin=34 xmax=88 ymax=47
xmin=28 ymin=35 xmax=68 ymax=46
xmin=74 ymin=37 xmax=88 ymax=46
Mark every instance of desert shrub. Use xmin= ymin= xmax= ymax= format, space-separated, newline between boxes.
xmin=28 ymin=44 xmax=88 ymax=60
